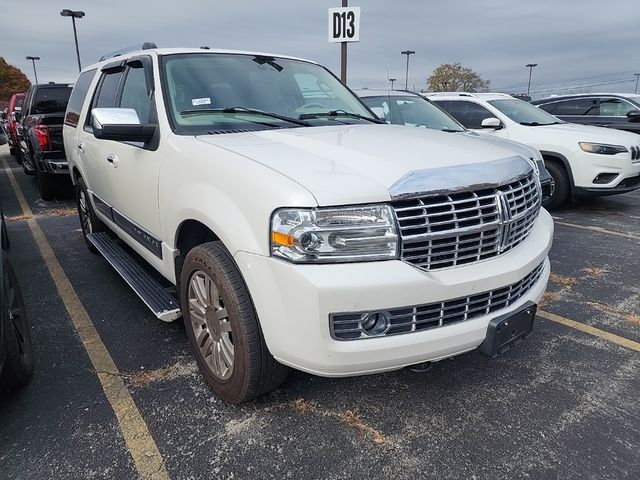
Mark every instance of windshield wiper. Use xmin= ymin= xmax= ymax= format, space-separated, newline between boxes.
xmin=441 ymin=128 xmax=464 ymax=132
xmin=179 ymin=107 xmax=311 ymax=127
xmin=519 ymin=121 xmax=562 ymax=126
xmin=298 ymin=110 xmax=384 ymax=124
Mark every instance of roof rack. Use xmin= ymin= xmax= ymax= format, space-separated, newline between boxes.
xmin=99 ymin=42 xmax=157 ymax=62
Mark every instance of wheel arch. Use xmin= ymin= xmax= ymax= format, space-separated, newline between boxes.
xmin=540 ymin=150 xmax=574 ymax=191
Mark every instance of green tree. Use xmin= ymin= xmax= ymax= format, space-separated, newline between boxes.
xmin=427 ymin=63 xmax=490 ymax=92
xmin=0 ymin=57 xmax=31 ymax=102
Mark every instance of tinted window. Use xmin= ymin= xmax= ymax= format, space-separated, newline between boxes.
xmin=489 ymin=99 xmax=561 ymax=125
xmin=552 ymin=98 xmax=598 ymax=116
xmin=599 ymin=98 xmax=637 ymax=116
xmin=94 ymin=71 xmax=123 ymax=108
xmin=119 ymin=66 xmax=151 ymax=123
xmin=65 ymin=69 xmax=97 ymax=127
xmin=32 ymin=87 xmax=72 ymax=114
xmin=436 ymin=100 xmax=495 ymax=129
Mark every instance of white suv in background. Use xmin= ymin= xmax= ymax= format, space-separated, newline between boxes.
xmin=428 ymin=93 xmax=640 ymax=209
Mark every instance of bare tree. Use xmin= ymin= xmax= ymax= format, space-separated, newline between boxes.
xmin=427 ymin=63 xmax=490 ymax=92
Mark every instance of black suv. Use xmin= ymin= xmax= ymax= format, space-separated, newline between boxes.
xmin=17 ymin=83 xmax=73 ymax=199
xmin=532 ymin=94 xmax=640 ymax=135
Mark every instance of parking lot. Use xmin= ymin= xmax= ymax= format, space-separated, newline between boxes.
xmin=0 ymin=145 xmax=638 ymax=479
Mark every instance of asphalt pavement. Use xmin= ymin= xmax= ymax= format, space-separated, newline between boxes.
xmin=0 ymin=145 xmax=638 ymax=480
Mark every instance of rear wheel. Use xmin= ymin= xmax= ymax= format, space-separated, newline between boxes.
xmin=0 ymin=257 xmax=33 ymax=392
xmin=543 ymin=161 xmax=570 ymax=209
xmin=76 ymin=177 xmax=105 ymax=254
xmin=180 ymin=242 xmax=288 ymax=403
xmin=36 ymin=163 xmax=55 ymax=201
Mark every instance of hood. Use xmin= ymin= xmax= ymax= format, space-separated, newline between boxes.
xmin=534 ymin=122 xmax=640 ymax=145
xmin=197 ymin=124 xmax=531 ymax=205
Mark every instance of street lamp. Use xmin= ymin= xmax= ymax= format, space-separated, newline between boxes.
xmin=401 ymin=50 xmax=415 ymax=91
xmin=526 ymin=63 xmax=538 ymax=96
xmin=634 ymin=73 xmax=640 ymax=94
xmin=389 ymin=78 xmax=396 ymax=90
xmin=60 ymin=9 xmax=85 ymax=72
xmin=25 ymin=56 xmax=40 ymax=84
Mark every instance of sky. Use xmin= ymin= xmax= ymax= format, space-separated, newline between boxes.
xmin=2 ymin=0 xmax=639 ymax=99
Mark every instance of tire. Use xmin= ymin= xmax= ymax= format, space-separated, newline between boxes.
xmin=0 ymin=257 xmax=33 ymax=392
xmin=543 ymin=161 xmax=570 ymax=210
xmin=36 ymin=164 xmax=55 ymax=201
xmin=9 ymin=146 xmax=15 ymax=157
xmin=76 ymin=177 xmax=106 ymax=254
xmin=21 ymin=153 xmax=34 ymax=176
xmin=180 ymin=242 xmax=288 ymax=403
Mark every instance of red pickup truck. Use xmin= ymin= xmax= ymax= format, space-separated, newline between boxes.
xmin=5 ymin=93 xmax=25 ymax=161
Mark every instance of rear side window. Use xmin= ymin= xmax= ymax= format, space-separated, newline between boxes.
xmin=65 ymin=69 xmax=97 ymax=127
xmin=551 ymin=98 xmax=598 ymax=116
xmin=437 ymin=100 xmax=494 ymax=129
xmin=33 ymin=87 xmax=72 ymax=114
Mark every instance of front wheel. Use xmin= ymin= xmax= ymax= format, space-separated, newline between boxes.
xmin=0 ymin=258 xmax=33 ymax=392
xmin=543 ymin=161 xmax=570 ymax=209
xmin=76 ymin=178 xmax=105 ymax=254
xmin=180 ymin=242 xmax=288 ymax=403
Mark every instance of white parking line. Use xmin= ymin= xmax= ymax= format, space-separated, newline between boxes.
xmin=552 ymin=218 xmax=640 ymax=241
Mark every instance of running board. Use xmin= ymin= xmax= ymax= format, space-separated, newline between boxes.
xmin=87 ymin=232 xmax=181 ymax=322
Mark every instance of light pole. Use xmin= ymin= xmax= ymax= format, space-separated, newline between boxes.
xmin=389 ymin=78 xmax=396 ymax=90
xmin=401 ymin=50 xmax=415 ymax=91
xmin=635 ymin=73 xmax=640 ymax=94
xmin=526 ymin=63 xmax=538 ymax=96
xmin=25 ymin=56 xmax=40 ymax=84
xmin=60 ymin=9 xmax=85 ymax=72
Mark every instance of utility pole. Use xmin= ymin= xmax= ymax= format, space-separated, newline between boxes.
xmin=25 ymin=56 xmax=40 ymax=84
xmin=401 ymin=50 xmax=415 ymax=91
xmin=340 ymin=0 xmax=348 ymax=83
xmin=635 ymin=73 xmax=640 ymax=94
xmin=526 ymin=63 xmax=538 ymax=96
xmin=389 ymin=78 xmax=396 ymax=90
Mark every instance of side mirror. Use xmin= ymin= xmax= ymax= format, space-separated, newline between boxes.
xmin=626 ymin=110 xmax=640 ymax=123
xmin=92 ymin=108 xmax=157 ymax=143
xmin=481 ymin=117 xmax=502 ymax=129
xmin=370 ymin=107 xmax=386 ymax=121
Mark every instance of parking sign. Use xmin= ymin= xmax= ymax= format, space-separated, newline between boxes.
xmin=328 ymin=7 xmax=360 ymax=43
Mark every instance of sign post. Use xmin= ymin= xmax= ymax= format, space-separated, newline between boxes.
xmin=328 ymin=1 xmax=360 ymax=84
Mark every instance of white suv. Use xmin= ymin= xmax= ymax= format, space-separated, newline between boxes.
xmin=63 ymin=47 xmax=553 ymax=403
xmin=428 ymin=93 xmax=640 ymax=209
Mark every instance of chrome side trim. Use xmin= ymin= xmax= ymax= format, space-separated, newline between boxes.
xmin=388 ymin=156 xmax=534 ymax=200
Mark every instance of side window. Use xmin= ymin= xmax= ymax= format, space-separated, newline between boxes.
xmin=537 ymin=103 xmax=557 ymax=114
xmin=361 ymin=96 xmax=392 ymax=122
xmin=65 ymin=69 xmax=97 ymax=127
xmin=599 ymin=98 xmax=637 ymax=116
xmin=443 ymin=101 xmax=495 ymax=129
xmin=119 ymin=65 xmax=152 ymax=124
xmin=94 ymin=70 xmax=124 ymax=109
xmin=552 ymin=98 xmax=598 ymax=116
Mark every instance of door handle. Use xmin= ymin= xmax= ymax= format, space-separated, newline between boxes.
xmin=106 ymin=153 xmax=119 ymax=167
xmin=78 ymin=142 xmax=85 ymax=153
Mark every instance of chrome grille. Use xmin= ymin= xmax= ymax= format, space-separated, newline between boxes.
xmin=331 ymin=260 xmax=546 ymax=341
xmin=392 ymin=172 xmax=540 ymax=271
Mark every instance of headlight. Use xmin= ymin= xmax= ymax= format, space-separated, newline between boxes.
xmin=271 ymin=205 xmax=398 ymax=263
xmin=579 ymin=142 xmax=628 ymax=155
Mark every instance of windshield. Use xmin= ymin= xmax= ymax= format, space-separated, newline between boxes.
xmin=489 ymin=98 xmax=562 ymax=125
xmin=361 ymin=94 xmax=465 ymax=132
xmin=162 ymin=53 xmax=375 ymax=133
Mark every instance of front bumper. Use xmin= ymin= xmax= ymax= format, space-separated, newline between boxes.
xmin=572 ymin=150 xmax=640 ymax=194
xmin=236 ymin=209 xmax=554 ymax=377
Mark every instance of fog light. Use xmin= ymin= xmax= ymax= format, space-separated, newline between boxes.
xmin=361 ymin=311 xmax=391 ymax=336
